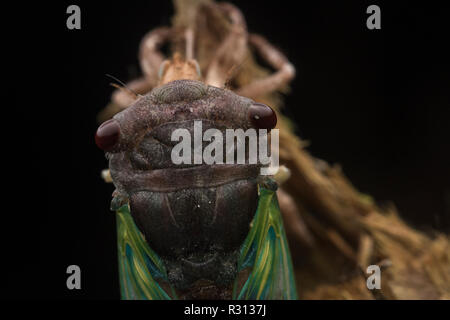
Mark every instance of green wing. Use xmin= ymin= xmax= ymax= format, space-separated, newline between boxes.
xmin=233 ymin=187 xmax=298 ymax=300
xmin=116 ymin=186 xmax=297 ymax=300
xmin=116 ymin=205 xmax=176 ymax=300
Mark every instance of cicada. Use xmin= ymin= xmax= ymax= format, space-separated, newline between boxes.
xmin=95 ymin=1 xmax=297 ymax=300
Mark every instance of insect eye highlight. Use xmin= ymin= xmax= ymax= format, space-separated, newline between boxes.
xmin=95 ymin=119 xmax=121 ymax=151
xmin=248 ymin=103 xmax=277 ymax=130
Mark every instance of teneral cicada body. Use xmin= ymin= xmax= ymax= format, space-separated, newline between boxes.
xmin=96 ymin=0 xmax=299 ymax=300
xmin=97 ymin=79 xmax=297 ymax=299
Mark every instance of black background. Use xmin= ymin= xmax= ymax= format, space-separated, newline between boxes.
xmin=3 ymin=1 xmax=449 ymax=300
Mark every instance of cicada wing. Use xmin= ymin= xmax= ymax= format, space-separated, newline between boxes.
xmin=233 ymin=187 xmax=298 ymax=300
xmin=116 ymin=205 xmax=176 ymax=300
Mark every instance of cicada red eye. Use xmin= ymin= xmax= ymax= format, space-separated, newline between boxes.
xmin=248 ymin=103 xmax=277 ymax=130
xmin=95 ymin=119 xmax=121 ymax=151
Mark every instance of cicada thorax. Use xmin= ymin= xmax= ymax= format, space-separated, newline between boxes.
xmin=98 ymin=79 xmax=277 ymax=295
xmin=130 ymin=180 xmax=258 ymax=291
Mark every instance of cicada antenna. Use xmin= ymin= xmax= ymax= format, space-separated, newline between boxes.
xmin=105 ymin=74 xmax=141 ymax=98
